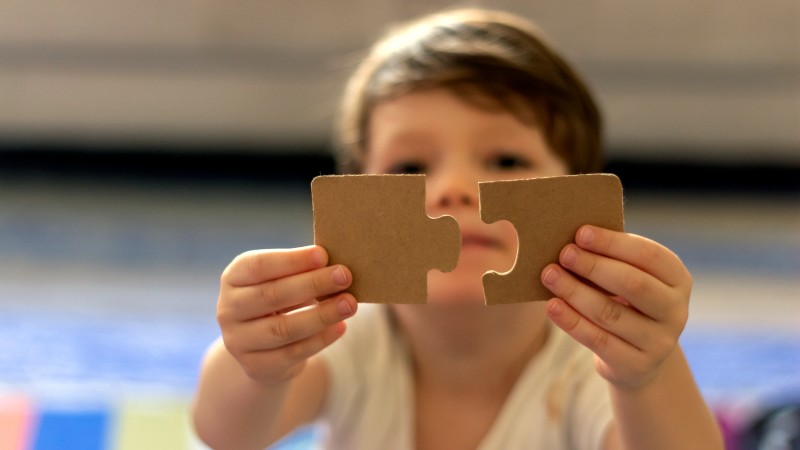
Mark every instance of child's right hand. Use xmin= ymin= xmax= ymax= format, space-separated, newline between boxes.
xmin=216 ymin=245 xmax=356 ymax=386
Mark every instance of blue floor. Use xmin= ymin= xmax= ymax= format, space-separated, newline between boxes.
xmin=1 ymin=308 xmax=796 ymax=402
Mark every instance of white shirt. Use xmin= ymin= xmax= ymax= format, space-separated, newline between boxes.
xmin=318 ymin=304 xmax=613 ymax=450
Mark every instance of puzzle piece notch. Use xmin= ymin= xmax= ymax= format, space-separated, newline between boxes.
xmin=479 ymin=174 xmax=625 ymax=305
xmin=312 ymin=175 xmax=460 ymax=304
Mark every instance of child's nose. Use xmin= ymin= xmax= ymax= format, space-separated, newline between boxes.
xmin=427 ymin=168 xmax=479 ymax=210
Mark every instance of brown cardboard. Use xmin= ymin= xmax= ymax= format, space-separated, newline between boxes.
xmin=479 ymin=174 xmax=625 ymax=304
xmin=311 ymin=175 xmax=460 ymax=304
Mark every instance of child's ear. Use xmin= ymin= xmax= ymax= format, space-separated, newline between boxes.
xmin=479 ymin=174 xmax=624 ymax=305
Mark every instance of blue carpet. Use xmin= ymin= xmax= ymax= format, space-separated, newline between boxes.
xmin=1 ymin=309 xmax=797 ymax=401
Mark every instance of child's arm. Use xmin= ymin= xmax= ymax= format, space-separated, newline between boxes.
xmin=541 ymin=225 xmax=724 ymax=450
xmin=191 ymin=246 xmax=357 ymax=449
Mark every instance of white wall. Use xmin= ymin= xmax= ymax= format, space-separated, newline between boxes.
xmin=0 ymin=0 xmax=797 ymax=162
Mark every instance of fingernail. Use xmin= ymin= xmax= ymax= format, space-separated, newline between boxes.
xmin=561 ymin=246 xmax=578 ymax=266
xmin=337 ymin=297 xmax=353 ymax=317
xmin=579 ymin=226 xmax=595 ymax=246
xmin=543 ymin=266 xmax=559 ymax=285
xmin=332 ymin=266 xmax=348 ymax=285
xmin=547 ymin=298 xmax=562 ymax=316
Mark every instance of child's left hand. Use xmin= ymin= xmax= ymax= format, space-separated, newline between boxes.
xmin=541 ymin=224 xmax=692 ymax=390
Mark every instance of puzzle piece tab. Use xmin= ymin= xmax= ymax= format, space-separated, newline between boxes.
xmin=479 ymin=174 xmax=625 ymax=305
xmin=312 ymin=175 xmax=460 ymax=304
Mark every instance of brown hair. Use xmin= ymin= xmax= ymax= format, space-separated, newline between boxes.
xmin=335 ymin=8 xmax=604 ymax=175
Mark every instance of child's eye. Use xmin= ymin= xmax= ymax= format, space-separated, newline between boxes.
xmin=388 ymin=161 xmax=427 ymax=174
xmin=486 ymin=153 xmax=533 ymax=171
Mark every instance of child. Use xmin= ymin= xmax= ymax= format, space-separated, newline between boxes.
xmin=192 ymin=8 xmax=723 ymax=450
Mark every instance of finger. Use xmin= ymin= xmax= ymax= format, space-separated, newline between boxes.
xmin=542 ymin=263 xmax=652 ymax=348
xmin=234 ymin=293 xmax=357 ymax=351
xmin=574 ymin=226 xmax=691 ymax=289
xmin=222 ymin=246 xmax=328 ymax=287
xmin=276 ymin=298 xmax=318 ymax=315
xmin=545 ymin=297 xmax=647 ymax=383
xmin=222 ymin=263 xmax=352 ymax=320
xmin=238 ymin=320 xmax=348 ymax=384
xmin=557 ymin=244 xmax=677 ymax=321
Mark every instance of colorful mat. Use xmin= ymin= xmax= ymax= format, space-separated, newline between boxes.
xmin=0 ymin=395 xmax=319 ymax=450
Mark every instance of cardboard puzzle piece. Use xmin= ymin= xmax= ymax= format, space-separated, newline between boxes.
xmin=311 ymin=175 xmax=460 ymax=304
xmin=479 ymin=174 xmax=625 ymax=305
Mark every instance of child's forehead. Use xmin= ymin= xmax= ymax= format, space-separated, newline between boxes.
xmin=372 ymin=86 xmax=542 ymax=127
xmin=368 ymin=89 xmax=541 ymax=137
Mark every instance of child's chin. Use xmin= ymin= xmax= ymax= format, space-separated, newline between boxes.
xmin=426 ymin=295 xmax=485 ymax=307
xmin=427 ymin=272 xmax=486 ymax=306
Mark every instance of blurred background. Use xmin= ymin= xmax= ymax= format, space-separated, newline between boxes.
xmin=0 ymin=1 xmax=797 ymax=449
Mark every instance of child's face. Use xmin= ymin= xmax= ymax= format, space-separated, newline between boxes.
xmin=364 ymin=88 xmax=568 ymax=304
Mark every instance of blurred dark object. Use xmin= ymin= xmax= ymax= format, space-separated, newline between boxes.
xmin=740 ymin=405 xmax=800 ymax=450
xmin=606 ymin=158 xmax=800 ymax=195
xmin=1 ymin=142 xmax=797 ymax=195
xmin=0 ymin=143 xmax=336 ymax=187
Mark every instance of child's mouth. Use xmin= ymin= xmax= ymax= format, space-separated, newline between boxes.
xmin=460 ymin=234 xmax=504 ymax=250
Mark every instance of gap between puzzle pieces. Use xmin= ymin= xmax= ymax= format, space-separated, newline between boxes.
xmin=311 ymin=174 xmax=624 ymax=305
